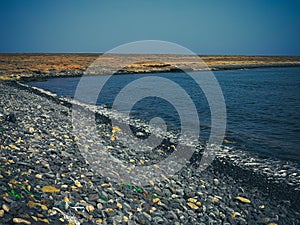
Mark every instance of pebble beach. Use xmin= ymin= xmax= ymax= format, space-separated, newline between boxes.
xmin=0 ymin=81 xmax=299 ymax=225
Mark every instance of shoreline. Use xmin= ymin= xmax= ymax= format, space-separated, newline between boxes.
xmin=1 ymin=80 xmax=299 ymax=224
xmin=16 ymin=64 xmax=300 ymax=82
xmin=1 ymin=53 xmax=300 ymax=81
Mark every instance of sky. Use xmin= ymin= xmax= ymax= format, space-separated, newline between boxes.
xmin=0 ymin=0 xmax=299 ymax=55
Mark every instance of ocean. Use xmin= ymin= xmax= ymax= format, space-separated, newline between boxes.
xmin=28 ymin=67 xmax=300 ymax=164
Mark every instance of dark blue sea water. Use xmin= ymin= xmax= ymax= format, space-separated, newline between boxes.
xmin=28 ymin=67 xmax=300 ymax=163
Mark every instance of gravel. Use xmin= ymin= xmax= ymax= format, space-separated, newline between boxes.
xmin=0 ymin=81 xmax=299 ymax=225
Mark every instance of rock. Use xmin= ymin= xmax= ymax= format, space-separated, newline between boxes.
xmin=187 ymin=198 xmax=197 ymax=203
xmin=13 ymin=218 xmax=31 ymax=224
xmin=153 ymin=216 xmax=164 ymax=224
xmin=35 ymin=174 xmax=43 ymax=179
xmin=97 ymin=203 xmax=103 ymax=210
xmin=74 ymin=180 xmax=82 ymax=188
xmin=231 ymin=212 xmax=241 ymax=219
xmin=116 ymin=202 xmax=122 ymax=209
xmin=187 ymin=202 xmax=199 ymax=210
xmin=213 ymin=196 xmax=220 ymax=203
xmin=196 ymin=202 xmax=202 ymax=207
xmin=115 ymin=190 xmax=124 ymax=198
xmin=112 ymin=126 xmax=121 ymax=133
xmin=153 ymin=198 xmax=160 ymax=203
xmin=0 ymin=209 xmax=4 ymax=217
xmin=105 ymin=208 xmax=114 ymax=213
xmin=41 ymin=185 xmax=60 ymax=193
xmin=6 ymin=113 xmax=16 ymax=123
xmin=86 ymin=205 xmax=95 ymax=213
xmin=2 ymin=204 xmax=9 ymax=212
xmin=96 ymin=219 xmax=103 ymax=224
xmin=123 ymin=216 xmax=129 ymax=222
xmin=235 ymin=196 xmax=251 ymax=203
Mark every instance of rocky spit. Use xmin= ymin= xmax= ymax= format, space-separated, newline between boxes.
xmin=0 ymin=81 xmax=299 ymax=225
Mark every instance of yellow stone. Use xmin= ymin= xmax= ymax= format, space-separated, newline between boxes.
xmin=35 ymin=174 xmax=43 ymax=179
xmin=41 ymin=185 xmax=60 ymax=193
xmin=235 ymin=196 xmax=251 ymax=203
xmin=213 ymin=197 xmax=220 ymax=203
xmin=149 ymin=206 xmax=156 ymax=213
xmin=187 ymin=198 xmax=197 ymax=203
xmin=231 ymin=211 xmax=241 ymax=220
xmin=27 ymin=201 xmax=38 ymax=207
xmin=96 ymin=219 xmax=103 ymax=224
xmin=0 ymin=209 xmax=4 ymax=217
xmin=86 ymin=205 xmax=95 ymax=213
xmin=153 ymin=164 xmax=160 ymax=169
xmin=105 ymin=208 xmax=114 ymax=213
xmin=9 ymin=144 xmax=20 ymax=150
xmin=2 ymin=204 xmax=9 ymax=212
xmin=117 ymin=202 xmax=122 ymax=209
xmin=64 ymin=196 xmax=69 ymax=202
xmin=39 ymin=218 xmax=50 ymax=224
xmin=110 ymin=135 xmax=116 ymax=141
xmin=196 ymin=201 xmax=202 ymax=207
xmin=123 ymin=216 xmax=129 ymax=222
xmin=31 ymin=216 xmax=38 ymax=221
xmin=152 ymin=198 xmax=160 ymax=203
xmin=41 ymin=205 xmax=48 ymax=210
xmin=74 ymin=180 xmax=82 ymax=188
xmin=149 ymin=180 xmax=155 ymax=186
xmin=0 ymin=193 xmax=9 ymax=198
xmin=187 ymin=202 xmax=199 ymax=210
xmin=112 ymin=126 xmax=121 ymax=133
xmin=12 ymin=218 xmax=31 ymax=224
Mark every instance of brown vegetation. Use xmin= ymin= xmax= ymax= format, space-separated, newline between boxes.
xmin=0 ymin=53 xmax=300 ymax=81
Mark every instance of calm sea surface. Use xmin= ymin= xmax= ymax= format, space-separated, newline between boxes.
xmin=28 ymin=67 xmax=300 ymax=163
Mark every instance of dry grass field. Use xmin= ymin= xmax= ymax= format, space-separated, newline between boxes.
xmin=1 ymin=53 xmax=300 ymax=80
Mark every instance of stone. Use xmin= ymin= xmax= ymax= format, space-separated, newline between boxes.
xmin=153 ymin=216 xmax=164 ymax=224
xmin=6 ymin=113 xmax=16 ymax=123
xmin=0 ymin=209 xmax=4 ymax=217
xmin=13 ymin=218 xmax=31 ymax=224
xmin=153 ymin=198 xmax=160 ymax=203
xmin=231 ymin=212 xmax=241 ymax=220
xmin=86 ymin=205 xmax=95 ymax=213
xmin=41 ymin=185 xmax=60 ymax=193
xmin=187 ymin=198 xmax=197 ymax=203
xmin=116 ymin=202 xmax=122 ymax=209
xmin=74 ymin=180 xmax=82 ymax=188
xmin=35 ymin=174 xmax=43 ymax=179
xmin=2 ymin=204 xmax=9 ymax=212
xmin=235 ymin=196 xmax=251 ymax=203
xmin=187 ymin=202 xmax=199 ymax=210
xmin=123 ymin=216 xmax=129 ymax=222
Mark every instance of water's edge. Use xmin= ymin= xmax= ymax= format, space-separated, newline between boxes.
xmin=11 ymin=80 xmax=300 ymax=209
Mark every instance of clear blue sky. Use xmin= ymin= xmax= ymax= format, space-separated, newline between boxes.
xmin=0 ymin=0 xmax=299 ymax=55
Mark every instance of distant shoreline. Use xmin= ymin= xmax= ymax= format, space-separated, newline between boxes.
xmin=1 ymin=53 xmax=300 ymax=81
